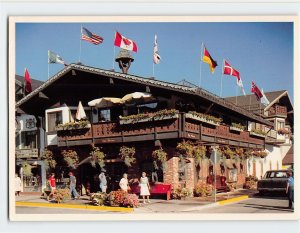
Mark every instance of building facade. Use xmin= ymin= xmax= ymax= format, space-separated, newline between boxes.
xmin=16 ymin=64 xmax=290 ymax=194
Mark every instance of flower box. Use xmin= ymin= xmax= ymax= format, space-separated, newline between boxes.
xmin=153 ymin=113 xmax=179 ymax=121
xmin=56 ymin=123 xmax=91 ymax=131
xmin=249 ymin=131 xmax=266 ymax=138
xmin=229 ymin=126 xmax=243 ymax=132
xmin=119 ymin=117 xmax=152 ymax=125
xmin=185 ymin=113 xmax=220 ymax=126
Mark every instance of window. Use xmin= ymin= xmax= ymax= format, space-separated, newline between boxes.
xmin=275 ymin=172 xmax=287 ymax=178
xmin=47 ymin=111 xmax=62 ymax=132
xmin=99 ymin=109 xmax=111 ymax=122
xmin=17 ymin=131 xmax=37 ymax=149
xmin=277 ymin=120 xmax=285 ymax=130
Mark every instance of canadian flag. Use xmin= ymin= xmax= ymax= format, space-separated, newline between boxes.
xmin=114 ymin=31 xmax=138 ymax=52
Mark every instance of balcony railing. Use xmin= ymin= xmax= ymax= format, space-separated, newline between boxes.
xmin=268 ymin=105 xmax=287 ymax=117
xmin=57 ymin=113 xmax=265 ymax=148
xmin=16 ymin=148 xmax=39 ymax=159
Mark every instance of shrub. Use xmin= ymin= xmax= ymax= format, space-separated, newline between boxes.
xmin=90 ymin=192 xmax=108 ymax=206
xmin=108 ymin=190 xmax=128 ymax=207
xmin=194 ymin=181 xmax=213 ymax=197
xmin=172 ymin=187 xmax=192 ymax=199
xmin=123 ymin=194 xmax=140 ymax=208
xmin=53 ymin=188 xmax=71 ymax=203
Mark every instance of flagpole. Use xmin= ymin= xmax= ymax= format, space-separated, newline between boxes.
xmin=79 ymin=24 xmax=82 ymax=62
xmin=249 ymin=95 xmax=251 ymax=111
xmin=199 ymin=42 xmax=204 ymax=87
xmin=235 ymin=85 xmax=238 ymax=105
xmin=153 ymin=63 xmax=155 ymax=77
xmin=47 ymin=50 xmax=50 ymax=79
xmin=113 ymin=46 xmax=116 ymax=70
xmin=220 ymin=59 xmax=224 ymax=97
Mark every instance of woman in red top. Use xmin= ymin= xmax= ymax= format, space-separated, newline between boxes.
xmin=47 ymin=173 xmax=56 ymax=201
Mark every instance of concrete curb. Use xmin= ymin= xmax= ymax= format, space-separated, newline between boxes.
xmin=217 ymin=195 xmax=249 ymax=205
xmin=16 ymin=202 xmax=134 ymax=213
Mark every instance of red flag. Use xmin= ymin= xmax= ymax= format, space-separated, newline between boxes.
xmin=251 ymin=81 xmax=263 ymax=101
xmin=24 ymin=68 xmax=32 ymax=94
xmin=223 ymin=60 xmax=240 ymax=80
xmin=114 ymin=31 xmax=138 ymax=52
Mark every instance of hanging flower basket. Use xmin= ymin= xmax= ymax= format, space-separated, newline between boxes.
xmin=119 ymin=146 xmax=136 ymax=167
xmin=152 ymin=148 xmax=168 ymax=172
xmin=89 ymin=145 xmax=106 ymax=168
xmin=61 ymin=149 xmax=79 ymax=169
xmin=41 ymin=149 xmax=57 ymax=171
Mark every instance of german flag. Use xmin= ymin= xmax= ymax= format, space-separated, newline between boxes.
xmin=202 ymin=46 xmax=218 ymax=74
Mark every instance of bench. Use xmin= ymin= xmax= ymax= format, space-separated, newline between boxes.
xmin=130 ymin=182 xmax=172 ymax=200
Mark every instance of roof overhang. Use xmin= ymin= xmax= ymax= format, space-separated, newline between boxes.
xmin=16 ymin=64 xmax=273 ymax=127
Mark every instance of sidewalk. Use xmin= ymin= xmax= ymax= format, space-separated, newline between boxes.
xmin=15 ymin=189 xmax=257 ymax=213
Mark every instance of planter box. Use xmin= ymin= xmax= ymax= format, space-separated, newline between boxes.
xmin=229 ymin=126 xmax=244 ymax=132
xmin=153 ymin=114 xmax=179 ymax=121
xmin=185 ymin=113 xmax=220 ymax=126
xmin=56 ymin=123 xmax=91 ymax=131
xmin=119 ymin=117 xmax=152 ymax=125
xmin=249 ymin=131 xmax=266 ymax=138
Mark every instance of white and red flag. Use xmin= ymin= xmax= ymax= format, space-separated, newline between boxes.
xmin=153 ymin=34 xmax=161 ymax=64
xmin=223 ymin=60 xmax=246 ymax=95
xmin=24 ymin=68 xmax=32 ymax=94
xmin=251 ymin=81 xmax=263 ymax=101
xmin=114 ymin=31 xmax=138 ymax=52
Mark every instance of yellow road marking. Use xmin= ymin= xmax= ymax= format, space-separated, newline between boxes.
xmin=218 ymin=195 xmax=249 ymax=205
xmin=16 ymin=202 xmax=133 ymax=212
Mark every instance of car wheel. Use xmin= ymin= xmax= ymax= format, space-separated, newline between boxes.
xmin=258 ymin=191 xmax=265 ymax=196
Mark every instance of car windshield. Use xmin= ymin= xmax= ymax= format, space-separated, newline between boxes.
xmin=264 ymin=171 xmax=288 ymax=178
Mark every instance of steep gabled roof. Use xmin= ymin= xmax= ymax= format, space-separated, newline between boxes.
xmin=225 ymin=90 xmax=293 ymax=113
xmin=16 ymin=64 xmax=273 ymax=126
xmin=15 ymin=74 xmax=44 ymax=91
xmin=282 ymin=145 xmax=293 ymax=165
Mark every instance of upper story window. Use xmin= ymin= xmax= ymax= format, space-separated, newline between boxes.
xmin=16 ymin=131 xmax=37 ymax=149
xmin=47 ymin=111 xmax=62 ymax=132
xmin=277 ymin=120 xmax=285 ymax=130
xmin=99 ymin=109 xmax=111 ymax=122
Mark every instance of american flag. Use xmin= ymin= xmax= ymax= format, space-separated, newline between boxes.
xmin=81 ymin=27 xmax=103 ymax=45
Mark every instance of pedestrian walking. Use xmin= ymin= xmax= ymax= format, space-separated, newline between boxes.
xmin=47 ymin=173 xmax=56 ymax=201
xmin=69 ymin=172 xmax=80 ymax=199
xmin=99 ymin=171 xmax=107 ymax=193
xmin=140 ymin=172 xmax=151 ymax=204
xmin=286 ymin=171 xmax=294 ymax=209
xmin=15 ymin=174 xmax=21 ymax=196
xmin=119 ymin=173 xmax=129 ymax=192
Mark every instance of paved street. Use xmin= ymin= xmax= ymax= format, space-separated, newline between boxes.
xmin=15 ymin=192 xmax=293 ymax=214
xmin=192 ymin=195 xmax=293 ymax=213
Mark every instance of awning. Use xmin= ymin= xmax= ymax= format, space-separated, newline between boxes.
xmin=88 ymin=97 xmax=122 ymax=108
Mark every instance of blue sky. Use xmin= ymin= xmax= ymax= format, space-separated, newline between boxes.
xmin=16 ymin=22 xmax=293 ymax=101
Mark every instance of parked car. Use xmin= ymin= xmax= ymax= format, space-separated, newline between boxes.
xmin=257 ymin=170 xmax=293 ymax=195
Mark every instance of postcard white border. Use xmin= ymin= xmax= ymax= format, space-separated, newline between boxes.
xmin=8 ymin=15 xmax=299 ymax=222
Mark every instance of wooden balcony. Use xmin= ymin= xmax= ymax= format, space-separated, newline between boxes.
xmin=57 ymin=113 xmax=264 ymax=149
xmin=16 ymin=148 xmax=39 ymax=159
xmin=268 ymin=105 xmax=287 ymax=117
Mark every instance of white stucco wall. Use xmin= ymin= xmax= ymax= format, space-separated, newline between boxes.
xmin=247 ymin=145 xmax=283 ymax=179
